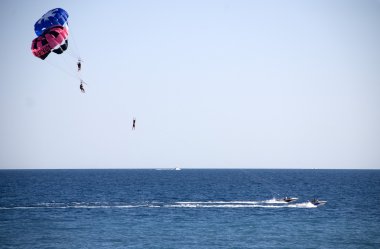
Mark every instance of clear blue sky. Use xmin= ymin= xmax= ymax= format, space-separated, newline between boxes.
xmin=1 ymin=0 xmax=379 ymax=169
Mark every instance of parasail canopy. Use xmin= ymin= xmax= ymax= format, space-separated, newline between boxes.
xmin=31 ymin=8 xmax=70 ymax=60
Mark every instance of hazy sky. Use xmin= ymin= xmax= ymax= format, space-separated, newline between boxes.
xmin=0 ymin=0 xmax=379 ymax=169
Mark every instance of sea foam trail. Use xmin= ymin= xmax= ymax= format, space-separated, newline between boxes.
xmin=176 ymin=198 xmax=294 ymax=205
xmin=176 ymin=201 xmax=261 ymax=204
xmin=0 ymin=202 xmax=156 ymax=210
xmin=264 ymin=198 xmax=293 ymax=204
xmin=0 ymin=200 xmax=317 ymax=210
xmin=171 ymin=199 xmax=316 ymax=208
xmin=168 ymin=202 xmax=317 ymax=209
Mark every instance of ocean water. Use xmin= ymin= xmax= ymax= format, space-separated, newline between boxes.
xmin=0 ymin=169 xmax=379 ymax=249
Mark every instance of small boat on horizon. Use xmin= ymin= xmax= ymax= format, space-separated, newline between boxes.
xmin=155 ymin=167 xmax=182 ymax=171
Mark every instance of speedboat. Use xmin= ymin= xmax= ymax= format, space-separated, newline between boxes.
xmin=274 ymin=197 xmax=298 ymax=203
xmin=310 ymin=198 xmax=327 ymax=206
xmin=282 ymin=197 xmax=298 ymax=203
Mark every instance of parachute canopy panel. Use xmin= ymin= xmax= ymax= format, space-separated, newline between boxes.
xmin=34 ymin=8 xmax=69 ymax=36
xmin=31 ymin=26 xmax=69 ymax=60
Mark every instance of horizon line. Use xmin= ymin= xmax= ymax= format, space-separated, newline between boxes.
xmin=0 ymin=167 xmax=379 ymax=170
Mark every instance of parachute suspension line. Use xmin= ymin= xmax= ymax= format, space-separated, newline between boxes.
xmin=65 ymin=51 xmax=80 ymax=60
xmin=66 ymin=21 xmax=81 ymax=59
xmin=66 ymin=21 xmax=84 ymax=85
xmin=44 ymin=59 xmax=80 ymax=81
xmin=61 ymin=52 xmax=77 ymax=73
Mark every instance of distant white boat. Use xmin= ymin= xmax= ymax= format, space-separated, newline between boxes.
xmin=174 ymin=167 xmax=181 ymax=171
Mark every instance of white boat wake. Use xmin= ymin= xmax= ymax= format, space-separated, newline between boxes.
xmin=0 ymin=199 xmax=320 ymax=210
xmin=170 ymin=199 xmax=316 ymax=209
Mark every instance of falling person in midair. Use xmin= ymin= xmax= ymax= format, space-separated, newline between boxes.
xmin=132 ymin=118 xmax=136 ymax=130
xmin=77 ymin=58 xmax=82 ymax=72
xmin=80 ymin=80 xmax=86 ymax=93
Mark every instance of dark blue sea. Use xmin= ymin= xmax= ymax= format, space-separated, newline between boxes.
xmin=1 ymin=169 xmax=379 ymax=248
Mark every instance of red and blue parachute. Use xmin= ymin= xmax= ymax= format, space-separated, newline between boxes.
xmin=31 ymin=8 xmax=69 ymax=60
